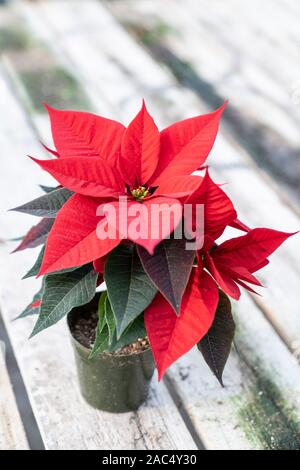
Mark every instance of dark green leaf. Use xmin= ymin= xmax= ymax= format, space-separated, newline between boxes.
xmin=89 ymin=325 xmax=110 ymax=358
xmin=11 ymin=187 xmax=73 ymax=218
xmin=23 ymin=245 xmax=45 ymax=279
xmin=105 ymin=296 xmax=116 ymax=345
xmin=97 ymin=291 xmax=107 ymax=334
xmin=39 ymin=184 xmax=58 ymax=193
xmin=23 ymin=245 xmax=80 ymax=279
xmin=105 ymin=244 xmax=156 ymax=338
xmin=30 ymin=264 xmax=97 ymax=337
xmin=197 ymin=291 xmax=235 ymax=386
xmin=90 ymin=312 xmax=146 ymax=358
xmin=137 ymin=237 xmax=195 ymax=315
xmin=89 ymin=292 xmax=110 ymax=358
xmin=109 ymin=314 xmax=146 ymax=352
xmin=15 ymin=283 xmax=44 ymax=320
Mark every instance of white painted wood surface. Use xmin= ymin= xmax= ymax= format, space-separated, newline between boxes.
xmin=0 ymin=67 xmax=197 ymax=450
xmin=119 ymin=0 xmax=300 ymax=133
xmin=1 ymin=0 xmax=300 ymax=450
xmin=167 ymin=293 xmax=300 ymax=450
xmin=0 ymin=348 xmax=29 ymax=450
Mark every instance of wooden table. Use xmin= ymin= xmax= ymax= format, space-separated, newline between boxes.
xmin=0 ymin=0 xmax=300 ymax=450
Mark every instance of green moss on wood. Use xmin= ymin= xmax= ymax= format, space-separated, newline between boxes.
xmin=237 ymin=374 xmax=300 ymax=450
xmin=19 ymin=67 xmax=91 ymax=112
xmin=0 ymin=26 xmax=32 ymax=51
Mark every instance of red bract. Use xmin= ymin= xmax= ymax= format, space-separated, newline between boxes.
xmin=93 ymin=255 xmax=108 ymax=274
xmin=202 ymin=228 xmax=296 ymax=300
xmin=30 ymin=300 xmax=42 ymax=309
xmin=150 ymin=102 xmax=227 ymax=185
xmin=38 ymin=194 xmax=122 ymax=275
xmin=120 ymin=100 xmax=160 ymax=186
xmin=145 ymin=268 xmax=218 ymax=380
xmin=186 ymin=169 xmax=237 ymax=240
xmin=33 ymin=101 xmax=226 ymax=274
xmin=44 ymin=104 xmax=125 ymax=163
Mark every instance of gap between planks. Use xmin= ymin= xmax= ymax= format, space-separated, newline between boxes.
xmin=0 ymin=347 xmax=29 ymax=450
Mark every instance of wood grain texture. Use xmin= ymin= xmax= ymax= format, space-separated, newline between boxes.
xmin=0 ymin=68 xmax=196 ymax=450
xmin=166 ymin=293 xmax=300 ymax=450
xmin=0 ymin=349 xmax=29 ymax=450
xmin=108 ymin=0 xmax=300 ymax=203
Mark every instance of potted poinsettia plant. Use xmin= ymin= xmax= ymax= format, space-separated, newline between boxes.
xmin=12 ymin=101 xmax=294 ymax=413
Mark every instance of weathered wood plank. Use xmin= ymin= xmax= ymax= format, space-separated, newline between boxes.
xmin=0 ymin=347 xmax=29 ymax=450
xmin=107 ymin=0 xmax=300 ymax=206
xmin=21 ymin=0 xmax=300 ymax=361
xmin=166 ymin=293 xmax=300 ymax=450
xmin=0 ymin=67 xmax=197 ymax=450
xmin=16 ymin=0 xmax=300 ymax=449
xmin=117 ymin=0 xmax=300 ymax=136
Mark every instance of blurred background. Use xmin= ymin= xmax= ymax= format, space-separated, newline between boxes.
xmin=0 ymin=0 xmax=300 ymax=450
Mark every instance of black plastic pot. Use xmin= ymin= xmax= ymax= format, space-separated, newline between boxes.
xmin=67 ymin=295 xmax=155 ymax=413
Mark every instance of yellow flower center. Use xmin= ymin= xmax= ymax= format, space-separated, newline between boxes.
xmin=131 ymin=186 xmax=149 ymax=201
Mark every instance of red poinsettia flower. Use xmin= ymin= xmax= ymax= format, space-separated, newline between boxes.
xmin=13 ymin=99 xmax=297 ymax=385
xmin=31 ymin=101 xmax=227 ymax=275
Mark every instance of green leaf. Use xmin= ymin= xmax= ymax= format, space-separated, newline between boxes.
xmin=109 ymin=314 xmax=146 ymax=352
xmin=30 ymin=264 xmax=97 ymax=337
xmin=89 ymin=325 xmax=110 ymax=358
xmin=105 ymin=244 xmax=157 ymax=339
xmin=23 ymin=245 xmax=80 ymax=279
xmin=39 ymin=184 xmax=58 ymax=193
xmin=23 ymin=245 xmax=45 ymax=279
xmin=15 ymin=283 xmax=44 ymax=320
xmin=11 ymin=187 xmax=73 ymax=218
xmin=89 ymin=292 xmax=110 ymax=358
xmin=197 ymin=291 xmax=235 ymax=386
xmin=97 ymin=291 xmax=107 ymax=334
xmin=105 ymin=296 xmax=116 ymax=345
xmin=90 ymin=312 xmax=147 ymax=358
xmin=137 ymin=237 xmax=195 ymax=315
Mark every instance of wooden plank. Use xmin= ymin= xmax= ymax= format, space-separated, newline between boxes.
xmin=107 ymin=0 xmax=300 ymax=207
xmin=0 ymin=67 xmax=197 ymax=450
xmin=140 ymin=0 xmax=300 ymax=123
xmin=116 ymin=0 xmax=300 ymax=116
xmin=0 ymin=347 xmax=29 ymax=450
xmin=20 ymin=0 xmax=300 ymax=361
xmin=16 ymin=0 xmax=300 ymax=449
xmin=167 ymin=293 xmax=300 ymax=450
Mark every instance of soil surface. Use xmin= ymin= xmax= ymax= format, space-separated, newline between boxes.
xmin=71 ymin=311 xmax=150 ymax=355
